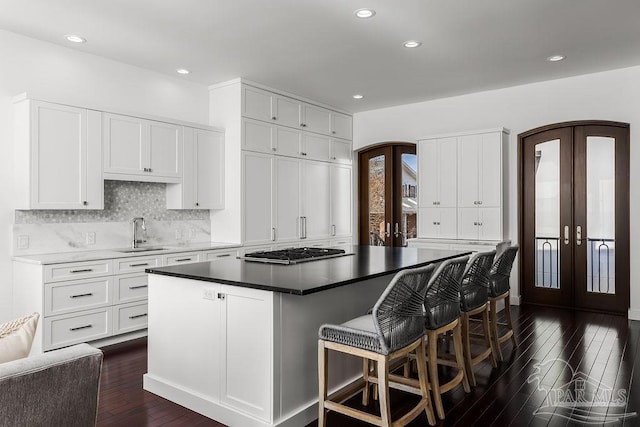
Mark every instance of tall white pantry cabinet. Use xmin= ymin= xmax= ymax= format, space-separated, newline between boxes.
xmin=209 ymin=79 xmax=353 ymax=249
xmin=417 ymin=128 xmax=509 ymax=242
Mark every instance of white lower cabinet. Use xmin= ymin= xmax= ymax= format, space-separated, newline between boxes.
xmin=203 ymin=249 xmax=237 ymax=261
xmin=44 ymin=307 xmax=112 ymax=351
xmin=114 ymin=301 xmax=149 ymax=335
xmin=457 ymin=207 xmax=502 ymax=240
xmin=301 ymin=161 xmax=331 ymax=240
xmin=418 ymin=207 xmax=457 ymax=239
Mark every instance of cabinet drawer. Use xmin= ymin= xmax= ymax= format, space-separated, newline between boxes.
xmin=113 ymin=255 xmax=161 ymax=274
xmin=162 ymin=252 xmax=201 ymax=266
xmin=114 ymin=302 xmax=148 ymax=334
xmin=203 ymin=249 xmax=237 ymax=262
xmin=45 ymin=308 xmax=112 ymax=351
xmin=44 ymin=260 xmax=112 ymax=283
xmin=114 ymin=273 xmax=148 ymax=304
xmin=44 ymin=277 xmax=112 ymax=317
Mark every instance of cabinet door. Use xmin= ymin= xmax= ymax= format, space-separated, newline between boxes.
xmin=274 ymin=95 xmax=301 ymax=128
xmin=275 ymin=126 xmax=301 ymax=157
xmin=274 ymin=157 xmax=301 ymax=241
xmin=301 ymin=161 xmax=331 ymax=240
xmin=103 ymin=113 xmax=145 ymax=175
xmin=439 ymin=207 xmax=458 ymax=239
xmin=219 ymin=285 xmax=273 ymax=421
xmin=30 ymin=102 xmax=98 ymax=209
xmin=439 ymin=138 xmax=458 ymax=208
xmin=418 ymin=207 xmax=440 ymax=238
xmin=242 ymin=118 xmax=273 ymax=153
xmin=242 ymin=85 xmax=273 ymax=122
xmin=418 ymin=139 xmax=439 ymax=207
xmin=331 ymin=164 xmax=352 ymax=237
xmin=303 ymin=104 xmax=332 ymax=135
xmin=457 ymin=207 xmax=480 ymax=240
xmin=479 ymin=132 xmax=502 ymax=207
xmin=457 ymin=134 xmax=481 ymax=208
xmin=195 ymin=129 xmax=225 ymax=209
xmin=330 ymin=140 xmax=352 ymax=164
xmin=478 ymin=207 xmax=502 ymax=240
xmin=302 ymin=133 xmax=331 ymax=161
xmin=331 ymin=112 xmax=352 ymax=140
xmin=243 ymin=152 xmax=274 ymax=245
xmin=148 ymin=120 xmax=182 ymax=178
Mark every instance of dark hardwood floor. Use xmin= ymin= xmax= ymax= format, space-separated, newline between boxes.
xmin=98 ymin=305 xmax=640 ymax=426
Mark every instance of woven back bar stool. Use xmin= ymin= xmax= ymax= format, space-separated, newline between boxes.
xmin=459 ymin=250 xmax=497 ymax=387
xmin=423 ymin=256 xmax=471 ymax=420
xmin=488 ymin=245 xmax=519 ymax=361
xmin=318 ymin=264 xmax=437 ymax=427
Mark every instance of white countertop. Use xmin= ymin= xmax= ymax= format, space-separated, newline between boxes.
xmin=12 ymin=242 xmax=241 ymax=265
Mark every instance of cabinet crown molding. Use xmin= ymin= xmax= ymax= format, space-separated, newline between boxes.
xmin=417 ymin=127 xmax=510 ymax=141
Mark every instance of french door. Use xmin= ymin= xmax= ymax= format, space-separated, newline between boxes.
xmin=358 ymin=143 xmax=417 ymax=246
xmin=520 ymin=122 xmax=629 ymax=314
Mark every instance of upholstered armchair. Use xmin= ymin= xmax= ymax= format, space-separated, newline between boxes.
xmin=0 ymin=343 xmax=103 ymax=427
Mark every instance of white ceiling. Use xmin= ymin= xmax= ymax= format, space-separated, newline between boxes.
xmin=1 ymin=0 xmax=640 ymax=113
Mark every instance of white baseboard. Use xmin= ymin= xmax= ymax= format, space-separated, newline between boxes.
xmin=510 ymin=294 xmax=521 ymax=305
xmin=628 ymin=308 xmax=640 ymax=320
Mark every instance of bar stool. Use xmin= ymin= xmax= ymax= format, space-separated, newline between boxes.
xmin=423 ymin=256 xmax=471 ymax=420
xmin=318 ymin=264 xmax=437 ymax=427
xmin=459 ymin=250 xmax=497 ymax=387
xmin=488 ymin=245 xmax=519 ymax=361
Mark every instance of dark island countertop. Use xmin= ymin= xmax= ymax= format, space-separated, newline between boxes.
xmin=145 ymin=245 xmax=472 ymax=295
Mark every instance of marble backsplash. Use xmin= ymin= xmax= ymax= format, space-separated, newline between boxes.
xmin=13 ymin=180 xmax=213 ymax=255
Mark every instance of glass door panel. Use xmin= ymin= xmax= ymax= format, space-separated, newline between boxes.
xmin=400 ymin=153 xmax=418 ymax=246
xmin=534 ymin=140 xmax=560 ymax=289
xmin=368 ymin=154 xmax=387 ymax=246
xmin=586 ymin=136 xmax=616 ymax=294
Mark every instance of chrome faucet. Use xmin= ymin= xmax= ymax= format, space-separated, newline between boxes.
xmin=132 ymin=217 xmax=147 ymax=248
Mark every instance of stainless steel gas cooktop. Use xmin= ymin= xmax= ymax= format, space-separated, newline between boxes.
xmin=240 ymin=247 xmax=351 ymax=265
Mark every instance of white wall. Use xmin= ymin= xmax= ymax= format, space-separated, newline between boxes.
xmin=353 ymin=65 xmax=640 ymax=317
xmin=0 ymin=29 xmax=210 ymax=322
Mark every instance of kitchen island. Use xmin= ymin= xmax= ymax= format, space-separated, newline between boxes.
xmin=143 ymin=246 xmax=471 ymax=427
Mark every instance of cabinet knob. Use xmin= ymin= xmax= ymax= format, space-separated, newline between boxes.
xmin=478 ymin=222 xmax=483 ymax=226
xmin=332 ymin=131 xmax=336 ymax=134
xmin=478 ymin=201 xmax=482 ymax=205
xmin=272 ymin=116 xmax=277 ymax=120
xmin=272 ymin=147 xmax=277 ymax=151
xmin=301 ymin=152 xmax=307 ymax=156
xmin=195 ymin=202 xmax=199 ymax=207
xmin=83 ymin=201 xmax=88 ymax=206
xmin=148 ymin=168 xmax=152 ymax=173
xmin=301 ymin=123 xmax=306 ymax=127
xmin=474 ymin=222 xmax=478 ymax=226
xmin=217 ymin=293 xmax=225 ymax=300
xmin=332 ymin=156 xmax=337 ymax=160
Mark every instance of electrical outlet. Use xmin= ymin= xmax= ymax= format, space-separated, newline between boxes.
xmin=86 ymin=232 xmax=96 ymax=245
xmin=17 ymin=235 xmax=29 ymax=250
xmin=203 ymin=288 xmax=216 ymax=300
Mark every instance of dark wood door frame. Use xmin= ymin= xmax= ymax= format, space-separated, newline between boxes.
xmin=358 ymin=142 xmax=415 ymax=246
xmin=518 ymin=120 xmax=630 ymax=314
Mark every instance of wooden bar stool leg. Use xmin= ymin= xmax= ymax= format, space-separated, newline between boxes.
xmin=505 ymin=294 xmax=518 ymax=347
xmin=415 ymin=339 xmax=436 ymax=426
xmin=377 ymin=355 xmax=391 ymax=427
xmin=452 ymin=323 xmax=471 ymax=393
xmin=426 ymin=330 xmax=444 ymax=420
xmin=461 ymin=313 xmax=475 ymax=387
xmin=318 ymin=341 xmax=328 ymax=427
xmin=482 ymin=306 xmax=497 ymax=368
xmin=490 ymin=299 xmax=503 ymax=361
xmin=362 ymin=358 xmax=370 ymax=406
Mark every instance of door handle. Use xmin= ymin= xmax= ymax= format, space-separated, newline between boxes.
xmin=576 ymin=225 xmax=583 ymax=246
xmin=564 ymin=225 xmax=570 ymax=245
xmin=385 ymin=223 xmax=391 ymax=237
xmin=393 ymin=222 xmax=400 ymax=238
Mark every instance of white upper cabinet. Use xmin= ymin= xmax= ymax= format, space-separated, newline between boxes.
xmin=103 ymin=113 xmax=182 ymax=182
xmin=242 ymin=118 xmax=274 ymax=153
xmin=418 ymin=137 xmax=457 ymax=208
xmin=273 ymin=95 xmax=301 ymax=128
xmin=331 ymin=113 xmax=353 ymax=140
xmin=274 ymin=126 xmax=301 ymax=157
xmin=301 ymin=133 xmax=331 ymax=161
xmin=458 ymin=132 xmax=502 ymax=208
xmin=13 ymin=99 xmax=103 ymax=210
xmin=167 ymin=127 xmax=225 ymax=210
xmin=242 ymin=86 xmax=273 ymax=122
xmin=330 ymin=139 xmax=352 ymax=164
xmin=301 ymin=104 xmax=331 ymax=135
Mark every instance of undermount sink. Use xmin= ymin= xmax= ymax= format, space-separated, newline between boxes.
xmin=115 ymin=246 xmax=167 ymax=253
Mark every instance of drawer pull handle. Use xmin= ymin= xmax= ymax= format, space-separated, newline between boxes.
xmin=216 ymin=254 xmax=231 ymax=258
xmin=128 ymin=313 xmax=148 ymax=320
xmin=129 ymin=285 xmax=148 ymax=290
xmin=70 ymin=268 xmax=93 ymax=273
xmin=70 ymin=293 xmax=93 ymax=299
xmin=130 ymin=263 xmax=150 ymax=267
xmin=175 ymin=258 xmax=192 ymax=262
xmin=70 ymin=324 xmax=93 ymax=332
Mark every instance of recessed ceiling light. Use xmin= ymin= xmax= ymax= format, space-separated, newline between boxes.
xmin=353 ymin=94 xmax=364 ymax=100
xmin=547 ymin=55 xmax=566 ymax=62
xmin=176 ymin=68 xmax=190 ymax=75
xmin=403 ymin=40 xmax=422 ymax=48
xmin=65 ymin=34 xmax=86 ymax=43
xmin=354 ymin=8 xmax=376 ymax=19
